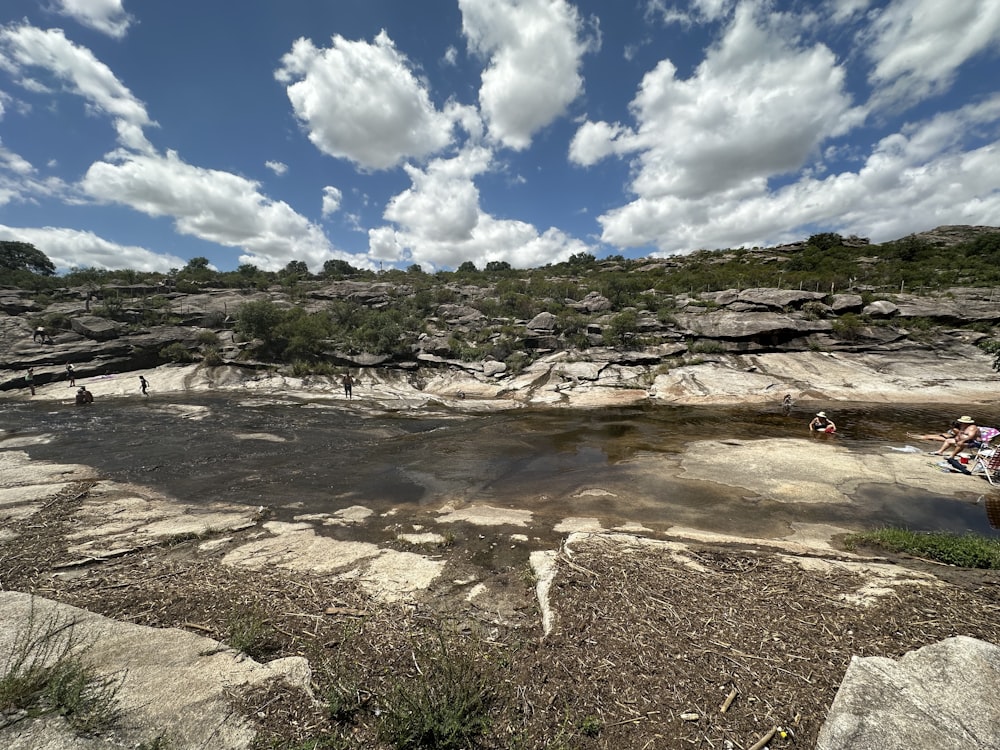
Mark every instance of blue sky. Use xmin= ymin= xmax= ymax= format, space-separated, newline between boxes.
xmin=0 ymin=0 xmax=998 ymax=274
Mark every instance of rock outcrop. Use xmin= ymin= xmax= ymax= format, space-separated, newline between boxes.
xmin=818 ymin=636 xmax=1000 ymax=750
xmin=3 ymin=266 xmax=1000 ymax=406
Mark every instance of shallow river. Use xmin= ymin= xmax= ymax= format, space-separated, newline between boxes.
xmin=2 ymin=395 xmax=999 ymax=539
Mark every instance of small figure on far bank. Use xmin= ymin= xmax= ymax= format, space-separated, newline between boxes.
xmin=782 ymin=393 xmax=792 ymax=414
xmin=139 ymin=375 xmax=149 ymax=396
xmin=66 ymin=363 xmax=76 ymax=387
xmin=342 ymin=372 xmax=354 ymax=399
xmin=809 ymin=411 xmax=836 ymax=433
xmin=75 ymin=386 xmax=93 ymax=405
xmin=25 ymin=367 xmax=35 ymax=396
xmin=33 ymin=325 xmax=45 ymax=343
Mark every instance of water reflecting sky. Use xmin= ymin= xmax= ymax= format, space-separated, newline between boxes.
xmin=3 ymin=395 xmax=999 ymax=538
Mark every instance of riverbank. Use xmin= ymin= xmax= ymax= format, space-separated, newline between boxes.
xmin=9 ymin=345 xmax=1000 ymax=412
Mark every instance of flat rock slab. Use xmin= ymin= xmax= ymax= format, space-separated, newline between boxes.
xmin=681 ymin=438 xmax=983 ymax=504
xmin=0 ymin=591 xmax=311 ymax=750
xmin=817 ymin=636 xmax=1000 ymax=749
xmin=221 ymin=521 xmax=446 ymax=602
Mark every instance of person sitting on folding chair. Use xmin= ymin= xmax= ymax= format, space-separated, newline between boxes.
xmin=931 ymin=416 xmax=980 ymax=458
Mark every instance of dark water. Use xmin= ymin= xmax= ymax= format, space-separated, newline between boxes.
xmin=2 ymin=395 xmax=999 ymax=539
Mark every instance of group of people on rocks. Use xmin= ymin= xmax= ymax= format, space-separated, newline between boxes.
xmin=24 ymin=367 xmax=148 ymax=404
xmin=24 ymin=325 xmax=151 ymax=402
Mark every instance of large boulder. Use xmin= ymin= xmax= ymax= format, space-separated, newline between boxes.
xmin=436 ymin=304 xmax=485 ymax=325
xmin=817 ymin=636 xmax=1000 ymax=750
xmin=830 ymin=294 xmax=864 ymax=313
xmin=735 ymin=288 xmax=827 ymax=310
xmin=70 ymin=315 xmax=120 ymax=341
xmin=526 ymin=311 xmax=558 ymax=332
xmin=673 ymin=311 xmax=831 ymax=340
xmin=862 ymin=300 xmax=899 ymax=318
xmin=0 ymin=295 xmax=41 ymax=315
xmin=568 ymin=291 xmax=612 ymax=314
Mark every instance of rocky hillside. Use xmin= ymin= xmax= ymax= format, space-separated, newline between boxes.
xmin=3 ymin=226 xmax=1000 ymax=398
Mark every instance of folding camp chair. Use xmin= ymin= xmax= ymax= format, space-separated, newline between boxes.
xmin=974 ymin=426 xmax=1000 ymax=451
xmin=970 ymin=448 xmax=1000 ymax=485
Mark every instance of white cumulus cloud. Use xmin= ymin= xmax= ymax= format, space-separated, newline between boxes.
xmin=0 ymin=24 xmax=153 ymax=151
xmin=321 ymin=186 xmax=342 ymax=216
xmin=275 ymin=30 xmax=455 ymax=170
xmin=80 ymin=150 xmax=360 ymax=272
xmin=369 ymin=145 xmax=591 ymax=270
xmin=459 ymin=0 xmax=591 ymax=150
xmin=0 ymin=223 xmax=184 ymax=273
xmin=55 ymin=0 xmax=133 ymax=39
xmin=265 ymin=160 xmax=287 ymax=176
xmin=866 ymin=0 xmax=1000 ymax=111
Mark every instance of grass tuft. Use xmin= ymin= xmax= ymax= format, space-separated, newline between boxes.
xmin=227 ymin=608 xmax=282 ymax=662
xmin=375 ymin=636 xmax=499 ymax=750
xmin=0 ymin=599 xmax=123 ymax=734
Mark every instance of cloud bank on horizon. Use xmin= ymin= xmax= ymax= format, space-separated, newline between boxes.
xmin=0 ymin=0 xmax=997 ymax=274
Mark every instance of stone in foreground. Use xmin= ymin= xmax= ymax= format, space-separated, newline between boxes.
xmin=817 ymin=636 xmax=1000 ymax=750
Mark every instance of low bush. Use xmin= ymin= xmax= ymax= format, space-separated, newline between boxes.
xmin=158 ymin=343 xmax=194 ymax=363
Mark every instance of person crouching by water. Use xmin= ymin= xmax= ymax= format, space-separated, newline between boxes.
xmin=809 ymin=411 xmax=836 ymax=434
xmin=75 ymin=386 xmax=94 ymax=405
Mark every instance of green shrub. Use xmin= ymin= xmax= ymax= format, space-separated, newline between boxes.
xmin=159 ymin=343 xmax=194 ymax=363
xmin=602 ymin=310 xmax=640 ymax=347
xmin=688 ymin=340 xmax=725 ymax=354
xmin=290 ymin=359 xmax=335 ymax=377
xmin=979 ymin=340 xmax=1000 ymax=372
xmin=227 ymin=609 xmax=281 ymax=661
xmin=831 ymin=313 xmax=865 ymax=341
xmin=201 ymin=346 xmax=223 ymax=366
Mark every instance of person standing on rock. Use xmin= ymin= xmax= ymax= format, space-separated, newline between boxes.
xmin=342 ymin=372 xmax=354 ymax=399
xmin=809 ymin=411 xmax=836 ymax=433
xmin=25 ymin=367 xmax=35 ymax=396
xmin=66 ymin=363 xmax=75 ymax=387
xmin=139 ymin=375 xmax=149 ymax=396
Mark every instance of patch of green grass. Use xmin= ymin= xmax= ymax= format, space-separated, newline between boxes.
xmin=0 ymin=601 xmax=123 ymax=734
xmin=843 ymin=528 xmax=1000 ymax=569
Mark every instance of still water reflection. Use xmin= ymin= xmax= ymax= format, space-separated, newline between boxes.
xmin=2 ymin=395 xmax=999 ymax=538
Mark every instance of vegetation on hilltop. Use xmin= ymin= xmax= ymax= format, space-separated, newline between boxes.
xmin=5 ymin=230 xmax=1000 ymax=296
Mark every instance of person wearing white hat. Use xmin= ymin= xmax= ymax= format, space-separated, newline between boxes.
xmin=809 ymin=411 xmax=836 ymax=433
xmin=931 ymin=416 xmax=979 ymax=458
